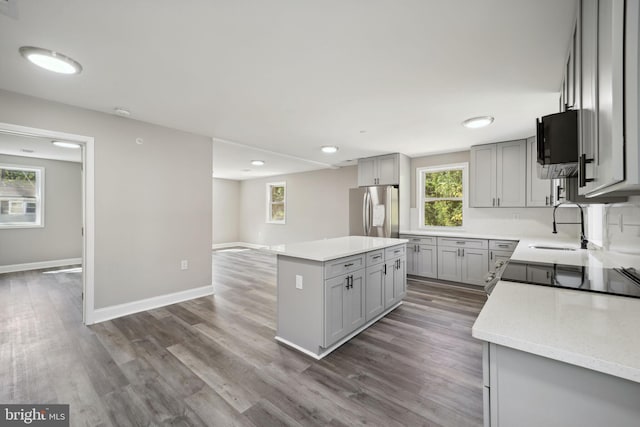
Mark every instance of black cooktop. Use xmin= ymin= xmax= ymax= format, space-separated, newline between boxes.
xmin=500 ymin=260 xmax=640 ymax=299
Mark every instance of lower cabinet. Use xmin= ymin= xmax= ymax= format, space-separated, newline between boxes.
xmin=384 ymin=255 xmax=406 ymax=309
xmin=483 ymin=343 xmax=640 ymax=427
xmin=407 ymin=243 xmax=438 ymax=278
xmin=324 ymin=269 xmax=365 ymax=347
xmin=365 ymin=263 xmax=385 ymax=321
xmin=438 ymin=240 xmax=489 ymax=286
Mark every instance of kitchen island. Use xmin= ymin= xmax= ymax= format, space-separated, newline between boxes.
xmin=268 ymin=236 xmax=408 ymax=359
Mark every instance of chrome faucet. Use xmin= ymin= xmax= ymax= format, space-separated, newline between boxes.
xmin=552 ymin=202 xmax=588 ymax=249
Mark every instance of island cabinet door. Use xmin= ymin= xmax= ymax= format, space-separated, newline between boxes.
xmin=324 ymin=269 xmax=367 ymax=347
xmin=365 ymin=264 xmax=385 ymax=321
xmin=348 ymin=270 xmax=366 ymax=331
xmin=384 ymin=260 xmax=396 ymax=308
xmin=393 ymin=256 xmax=407 ymax=301
xmin=324 ymin=275 xmax=349 ymax=346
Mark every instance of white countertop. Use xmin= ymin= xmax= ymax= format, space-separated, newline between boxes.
xmin=472 ymin=281 xmax=640 ymax=383
xmin=266 ymin=236 xmax=408 ymax=262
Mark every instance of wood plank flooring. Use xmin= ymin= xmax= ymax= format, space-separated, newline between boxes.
xmin=1 ymin=249 xmax=487 ymax=426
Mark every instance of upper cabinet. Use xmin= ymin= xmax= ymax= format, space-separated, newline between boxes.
xmin=470 ymin=140 xmax=527 ymax=207
xmin=573 ymin=0 xmax=640 ymax=196
xmin=358 ymin=154 xmax=400 ymax=186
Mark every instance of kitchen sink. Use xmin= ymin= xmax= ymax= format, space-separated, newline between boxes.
xmin=528 ymin=245 xmax=577 ymax=251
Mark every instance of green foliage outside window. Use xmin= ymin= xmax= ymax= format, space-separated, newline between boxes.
xmin=423 ymin=169 xmax=463 ymax=227
xmin=268 ymin=184 xmax=286 ymax=222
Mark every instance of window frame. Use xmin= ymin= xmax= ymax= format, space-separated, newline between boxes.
xmin=417 ymin=162 xmax=468 ymax=230
xmin=266 ymin=181 xmax=286 ymax=224
xmin=0 ymin=163 xmax=45 ymax=229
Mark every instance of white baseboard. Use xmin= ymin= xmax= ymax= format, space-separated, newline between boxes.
xmin=212 ymin=241 xmax=267 ymax=250
xmin=0 ymin=258 xmax=82 ymax=274
xmin=89 ymin=284 xmax=214 ymax=324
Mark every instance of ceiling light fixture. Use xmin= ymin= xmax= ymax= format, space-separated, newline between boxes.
xmin=251 ymin=160 xmax=265 ymax=166
xmin=462 ymin=116 xmax=494 ymax=129
xmin=321 ymin=146 xmax=339 ymax=154
xmin=52 ymin=141 xmax=81 ymax=149
xmin=19 ymin=46 xmax=82 ymax=75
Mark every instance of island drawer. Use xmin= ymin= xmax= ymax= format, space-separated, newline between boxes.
xmin=366 ymin=250 xmax=384 ymax=266
xmin=437 ymin=237 xmax=488 ymax=249
xmin=489 ymin=240 xmax=518 ymax=252
xmin=324 ymin=254 xmax=365 ymax=279
xmin=385 ymin=244 xmax=405 ymax=259
xmin=401 ymin=235 xmax=437 ymax=245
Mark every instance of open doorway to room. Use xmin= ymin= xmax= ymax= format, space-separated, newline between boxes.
xmin=0 ymin=122 xmax=94 ymax=324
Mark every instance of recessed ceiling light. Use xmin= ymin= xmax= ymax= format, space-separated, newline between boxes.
xmin=52 ymin=141 xmax=81 ymax=149
xmin=19 ymin=46 xmax=82 ymax=75
xmin=251 ymin=160 xmax=265 ymax=166
xmin=321 ymin=146 xmax=339 ymax=154
xmin=114 ymin=107 xmax=131 ymax=117
xmin=462 ymin=116 xmax=494 ymax=129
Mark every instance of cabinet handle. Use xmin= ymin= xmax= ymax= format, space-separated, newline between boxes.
xmin=383 ymin=264 xmax=387 ymax=275
xmin=556 ymin=184 xmax=563 ymax=202
xmin=373 ymin=255 xmax=381 ymax=260
xmin=497 ymin=198 xmax=500 ymax=206
xmin=344 ymin=263 xmax=354 ymax=268
xmin=457 ymin=248 xmax=460 ymax=256
xmin=456 ymin=241 xmax=466 ymax=245
xmin=579 ymin=154 xmax=594 ymax=187
xmin=345 ymin=277 xmax=350 ymax=289
xmin=545 ymin=196 xmax=549 ymax=206
xmin=461 ymin=248 xmax=464 ymax=257
xmin=497 ymin=244 xmax=508 ymax=248
xmin=417 ymin=245 xmax=420 ymax=253
xmin=492 ymin=198 xmax=495 ymax=207
xmin=490 ymin=251 xmax=493 ymax=261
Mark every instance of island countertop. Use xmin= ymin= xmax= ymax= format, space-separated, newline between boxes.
xmin=266 ymin=236 xmax=408 ymax=262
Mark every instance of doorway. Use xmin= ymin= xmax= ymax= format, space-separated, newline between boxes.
xmin=0 ymin=122 xmax=94 ymax=324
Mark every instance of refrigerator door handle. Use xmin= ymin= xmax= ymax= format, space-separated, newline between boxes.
xmin=362 ymin=191 xmax=370 ymax=236
xmin=385 ymin=187 xmax=392 ymax=237
xmin=367 ymin=191 xmax=374 ymax=236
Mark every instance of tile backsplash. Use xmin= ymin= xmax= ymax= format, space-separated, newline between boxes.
xmin=603 ymin=196 xmax=640 ymax=254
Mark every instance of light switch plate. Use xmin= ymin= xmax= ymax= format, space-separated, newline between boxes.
xmin=295 ymin=275 xmax=303 ymax=289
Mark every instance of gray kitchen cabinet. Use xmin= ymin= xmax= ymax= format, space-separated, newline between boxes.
xmin=403 ymin=236 xmax=438 ymax=279
xmin=488 ymin=239 xmax=518 ymax=272
xmin=484 ymin=343 xmax=640 ymax=427
xmin=525 ymin=137 xmax=553 ymax=207
xmin=578 ymin=0 xmax=626 ymax=195
xmin=384 ymin=247 xmax=406 ymax=309
xmin=437 ymin=238 xmax=489 ymax=286
xmin=364 ymin=263 xmax=385 ymax=321
xmin=324 ymin=268 xmax=366 ymax=347
xmin=470 ymin=140 xmax=527 ymax=207
xmin=470 ymin=144 xmax=496 ymax=207
xmin=358 ymin=153 xmax=400 ymax=186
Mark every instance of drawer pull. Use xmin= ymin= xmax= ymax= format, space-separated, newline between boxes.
xmin=456 ymin=241 xmax=466 ymax=245
xmin=394 ymin=250 xmax=401 ymax=254
xmin=372 ymin=255 xmax=381 ymax=260
xmin=498 ymin=244 xmax=509 ymax=248
xmin=344 ymin=263 xmax=354 ymax=267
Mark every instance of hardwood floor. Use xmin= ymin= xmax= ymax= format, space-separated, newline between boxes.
xmin=1 ymin=250 xmax=487 ymax=426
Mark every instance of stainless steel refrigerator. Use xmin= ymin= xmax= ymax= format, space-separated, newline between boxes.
xmin=349 ymin=186 xmax=399 ymax=238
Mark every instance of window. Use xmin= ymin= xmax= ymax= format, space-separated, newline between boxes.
xmin=0 ymin=164 xmax=44 ymax=228
xmin=266 ymin=181 xmax=286 ymax=224
xmin=417 ymin=163 xmax=467 ymax=228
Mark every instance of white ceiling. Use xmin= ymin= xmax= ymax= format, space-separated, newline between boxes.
xmin=0 ymin=0 xmax=577 ymax=180
xmin=0 ymin=132 xmax=82 ymax=163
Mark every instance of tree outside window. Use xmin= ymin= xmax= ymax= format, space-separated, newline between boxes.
xmin=0 ymin=164 xmax=44 ymax=228
xmin=418 ymin=164 xmax=467 ymax=228
xmin=266 ymin=182 xmax=286 ymax=224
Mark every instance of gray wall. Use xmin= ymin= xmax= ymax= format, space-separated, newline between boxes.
xmin=239 ymin=166 xmax=357 ymax=246
xmin=0 ymin=154 xmax=82 ymax=265
xmin=213 ymin=178 xmax=240 ymax=244
xmin=410 ymin=150 xmax=577 ymax=238
xmin=0 ymin=89 xmax=213 ymax=309
xmin=598 ymin=196 xmax=640 ymax=253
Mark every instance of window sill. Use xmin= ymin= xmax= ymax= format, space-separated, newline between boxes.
xmin=0 ymin=224 xmax=44 ymax=229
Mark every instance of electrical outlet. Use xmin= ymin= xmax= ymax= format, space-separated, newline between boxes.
xmin=295 ymin=275 xmax=303 ymax=289
xmin=180 ymin=260 xmax=188 ymax=270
